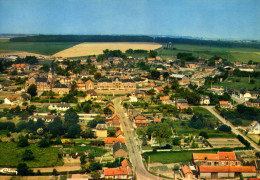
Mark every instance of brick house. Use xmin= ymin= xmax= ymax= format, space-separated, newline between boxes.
xmin=175 ymin=99 xmax=189 ymax=111
xmin=110 ymin=113 xmax=120 ymax=126
xmin=97 ymin=77 xmax=136 ymax=92
xmin=134 ymin=115 xmax=149 ymax=128
xmin=113 ymin=141 xmax=128 ymax=158
xmin=52 ymin=83 xmax=69 ymax=95
xmin=104 ymin=167 xmax=128 ymax=179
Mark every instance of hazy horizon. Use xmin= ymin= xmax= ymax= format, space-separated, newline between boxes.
xmin=0 ymin=0 xmax=260 ymax=40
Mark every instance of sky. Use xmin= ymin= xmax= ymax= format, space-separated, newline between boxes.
xmin=0 ymin=0 xmax=259 ymax=40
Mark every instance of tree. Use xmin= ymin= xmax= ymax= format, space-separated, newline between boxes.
xmin=94 ymin=72 xmax=101 ymax=80
xmin=67 ymin=124 xmax=81 ymax=138
xmin=103 ymin=106 xmax=112 ymax=114
xmin=18 ymin=135 xmax=29 ymax=147
xmin=80 ymin=155 xmax=86 ymax=164
xmin=38 ymin=138 xmax=50 ymax=148
xmin=150 ymin=70 xmax=160 ymax=80
xmin=88 ymin=153 xmax=95 ymax=161
xmin=47 ymin=116 xmax=64 ymax=137
xmin=91 ymin=171 xmax=101 ymax=179
xmin=40 ymin=63 xmax=50 ymax=73
xmin=36 ymin=170 xmax=41 ymax=175
xmin=17 ymin=163 xmax=33 ymax=176
xmin=172 ymin=137 xmax=181 ymax=146
xmin=163 ymin=72 xmax=169 ymax=80
xmin=89 ymin=161 xmax=102 ymax=171
xmin=52 ymin=168 xmax=58 ymax=176
xmin=81 ymin=127 xmax=95 ymax=138
xmin=87 ymin=116 xmax=105 ymax=128
xmin=22 ymin=149 xmax=35 ymax=161
xmin=64 ymin=108 xmax=79 ymax=129
xmin=218 ymin=125 xmax=231 ymax=132
xmin=149 ymin=50 xmax=158 ymax=58
xmin=199 ymin=131 xmax=209 ymax=139
xmin=142 ymin=133 xmax=147 ymax=146
xmin=27 ymin=84 xmax=37 ymax=97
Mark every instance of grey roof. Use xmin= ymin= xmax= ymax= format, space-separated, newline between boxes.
xmin=200 ymin=95 xmax=209 ymax=99
xmin=113 ymin=141 xmax=128 ymax=154
xmin=98 ymin=78 xmax=112 ymax=82
xmin=53 ymin=84 xmax=68 ymax=88
xmin=122 ymin=79 xmax=135 ymax=82
xmin=176 ymin=99 xmax=188 ymax=103
xmin=98 ymin=77 xmax=135 ymax=83
xmin=248 ymin=99 xmax=260 ymax=103
xmin=56 ymin=102 xmax=70 ymax=108
xmin=36 ymin=78 xmax=48 ymax=82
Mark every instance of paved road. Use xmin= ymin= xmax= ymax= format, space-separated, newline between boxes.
xmin=202 ymin=106 xmax=260 ymax=151
xmin=113 ymin=97 xmax=158 ymax=180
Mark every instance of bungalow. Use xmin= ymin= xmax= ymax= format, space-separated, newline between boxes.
xmin=48 ymin=102 xmax=70 ymax=111
xmin=199 ymin=166 xmax=256 ymax=179
xmin=104 ymin=167 xmax=128 ymax=179
xmin=104 ymin=137 xmax=125 ymax=148
xmin=96 ymin=124 xmax=108 ymax=138
xmin=219 ymin=101 xmax=232 ymax=109
xmin=113 ymin=141 xmax=128 ymax=158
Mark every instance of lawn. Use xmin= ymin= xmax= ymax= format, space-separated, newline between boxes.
xmin=214 ymin=76 xmax=260 ymax=90
xmin=193 ymin=107 xmax=218 ymax=122
xmin=0 ymin=142 xmax=63 ymax=168
xmin=63 ymin=145 xmax=108 ymax=157
xmin=144 ymin=149 xmax=218 ymax=164
xmin=0 ymin=40 xmax=79 ymax=55
xmin=156 ymin=44 xmax=260 ymax=62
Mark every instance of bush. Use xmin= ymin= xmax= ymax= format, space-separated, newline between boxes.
xmin=218 ymin=125 xmax=231 ymax=132
xmin=199 ymin=131 xmax=209 ymax=139
xmin=38 ymin=138 xmax=50 ymax=148
xmin=237 ymin=135 xmax=250 ymax=147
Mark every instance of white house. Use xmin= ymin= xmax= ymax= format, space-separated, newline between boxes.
xmin=200 ymin=95 xmax=210 ymax=105
xmin=247 ymin=121 xmax=260 ymax=135
xmin=48 ymin=102 xmax=70 ymax=111
xmin=129 ymin=95 xmax=138 ymax=102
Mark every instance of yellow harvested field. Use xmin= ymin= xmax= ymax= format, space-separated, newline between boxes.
xmin=53 ymin=42 xmax=162 ymax=57
xmin=0 ymin=51 xmax=50 ymax=58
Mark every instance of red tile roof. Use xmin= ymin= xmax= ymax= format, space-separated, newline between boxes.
xmin=121 ymin=159 xmax=129 ymax=168
xmin=104 ymin=137 xmax=125 ymax=144
xmin=193 ymin=152 xmax=237 ymax=161
xmin=134 ymin=115 xmax=147 ymax=121
xmin=135 ymin=120 xmax=148 ymax=124
xmin=104 ymin=167 xmax=128 ymax=176
xmin=154 ymin=116 xmax=161 ymax=123
xmin=155 ymin=86 xmax=164 ymax=91
xmin=199 ymin=166 xmax=256 ymax=173
xmin=182 ymin=165 xmax=193 ymax=175
xmin=219 ymin=100 xmax=230 ymax=105
xmin=160 ymin=96 xmax=169 ymax=101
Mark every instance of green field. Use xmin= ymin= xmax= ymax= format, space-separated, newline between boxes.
xmin=157 ymin=44 xmax=260 ymax=62
xmin=0 ymin=142 xmax=63 ymax=167
xmin=173 ymin=107 xmax=235 ymax=138
xmin=214 ymin=76 xmax=260 ymax=90
xmin=144 ymin=149 xmax=218 ymax=164
xmin=63 ymin=145 xmax=108 ymax=157
xmin=0 ymin=39 xmax=79 ymax=55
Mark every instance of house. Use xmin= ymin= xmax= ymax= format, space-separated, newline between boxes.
xmin=96 ymin=124 xmax=108 ymax=138
xmin=219 ymin=101 xmax=232 ymax=109
xmin=154 ymin=116 xmax=161 ymax=123
xmin=104 ymin=137 xmax=125 ymax=148
xmin=181 ymin=165 xmax=193 ymax=179
xmin=116 ymin=129 xmax=124 ymax=138
xmin=200 ymin=95 xmax=210 ymax=105
xmin=104 ymin=167 xmax=128 ymax=179
xmin=193 ymin=152 xmax=241 ymax=167
xmin=134 ymin=115 xmax=149 ymax=128
xmin=254 ymin=160 xmax=260 ymax=176
xmin=110 ymin=113 xmax=120 ymax=126
xmin=129 ymin=95 xmax=138 ymax=102
xmin=175 ymin=99 xmax=189 ymax=111
xmin=52 ymin=83 xmax=69 ymax=95
xmin=247 ymin=121 xmax=260 ymax=135
xmin=246 ymin=99 xmax=260 ymax=107
xmin=48 ymin=102 xmax=70 ymax=111
xmin=4 ymin=94 xmax=29 ymax=105
xmin=113 ymin=141 xmax=128 ymax=158
xmin=160 ymin=96 xmax=171 ymax=104
xmin=199 ymin=166 xmax=256 ymax=179
xmin=154 ymin=86 xmax=164 ymax=93
xmin=86 ymin=89 xmax=98 ymax=100
xmin=85 ymin=80 xmax=95 ymax=90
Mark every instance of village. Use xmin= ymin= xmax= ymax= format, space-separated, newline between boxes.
xmin=0 ymin=47 xmax=259 ymax=180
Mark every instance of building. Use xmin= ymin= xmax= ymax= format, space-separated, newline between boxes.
xmin=96 ymin=124 xmax=108 ymax=138
xmin=219 ymin=101 xmax=232 ymax=109
xmin=199 ymin=166 xmax=256 ymax=179
xmin=97 ymin=77 xmax=136 ymax=93
xmin=247 ymin=122 xmax=260 ymax=135
xmin=200 ymin=95 xmax=210 ymax=105
xmin=181 ymin=165 xmax=193 ymax=179
xmin=110 ymin=113 xmax=120 ymax=126
xmin=134 ymin=115 xmax=149 ymax=128
xmin=193 ymin=152 xmax=241 ymax=167
xmin=52 ymin=83 xmax=69 ymax=95
xmin=104 ymin=137 xmax=125 ymax=148
xmin=48 ymin=102 xmax=70 ymax=111
xmin=104 ymin=167 xmax=128 ymax=179
xmin=175 ymin=99 xmax=189 ymax=111
xmin=113 ymin=141 xmax=128 ymax=158
xmin=246 ymin=99 xmax=260 ymax=107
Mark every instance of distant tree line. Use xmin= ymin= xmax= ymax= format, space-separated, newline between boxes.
xmin=10 ymin=35 xmax=260 ymax=49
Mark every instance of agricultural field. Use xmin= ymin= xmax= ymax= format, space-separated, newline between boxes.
xmin=157 ymin=44 xmax=260 ymax=62
xmin=53 ymin=42 xmax=162 ymax=57
xmin=247 ymin=134 xmax=260 ymax=144
xmin=144 ymin=149 xmax=218 ymax=164
xmin=0 ymin=143 xmax=63 ymax=168
xmin=207 ymin=138 xmax=244 ymax=148
xmin=213 ymin=76 xmax=260 ymax=90
xmin=0 ymin=39 xmax=79 ymax=56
